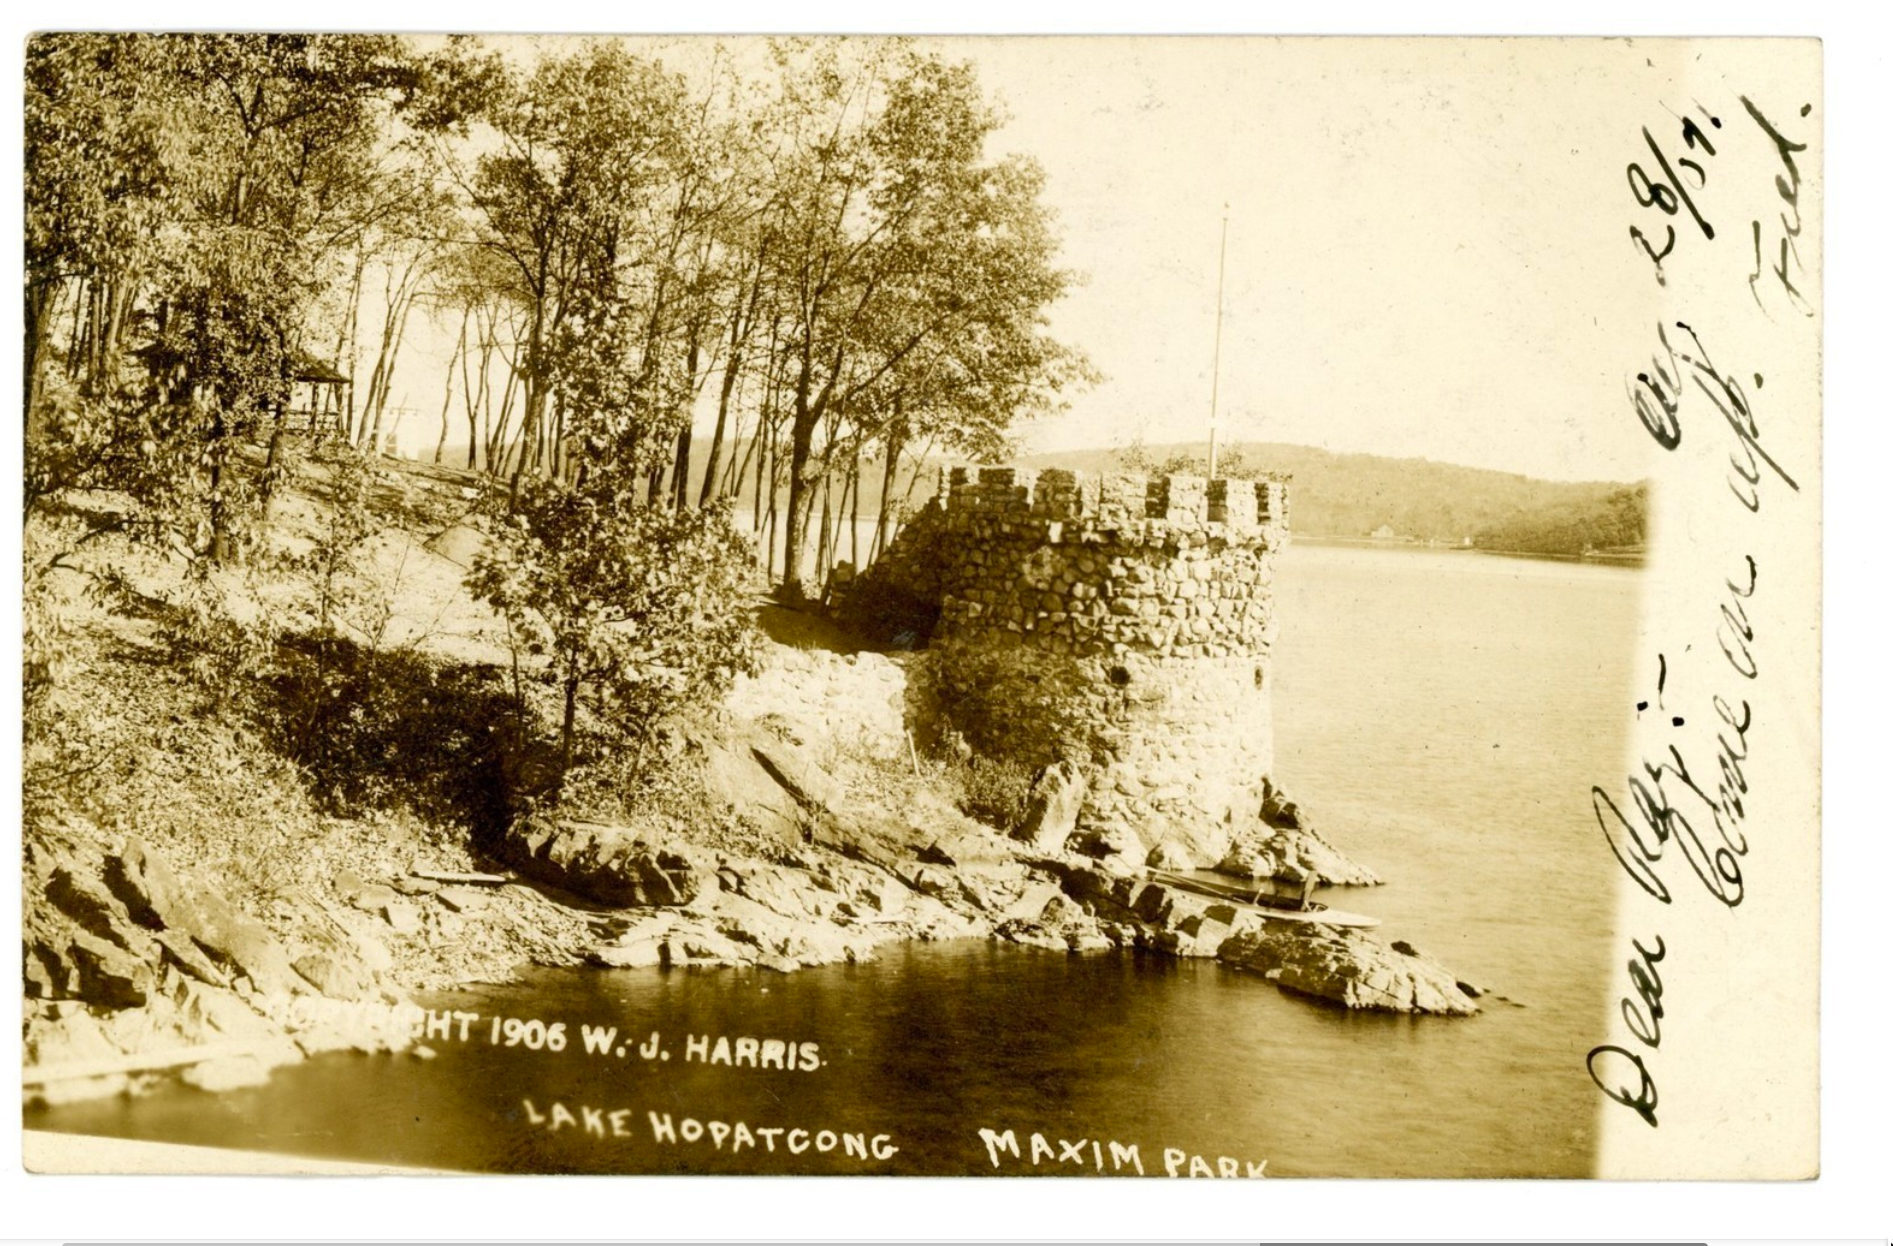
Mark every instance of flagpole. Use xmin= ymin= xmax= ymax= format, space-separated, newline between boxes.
xmin=1209 ymin=204 xmax=1229 ymax=479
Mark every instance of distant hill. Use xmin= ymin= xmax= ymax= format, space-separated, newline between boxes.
xmin=1018 ymin=440 xmax=1647 ymax=558
xmin=409 ymin=435 xmax=1647 ymax=560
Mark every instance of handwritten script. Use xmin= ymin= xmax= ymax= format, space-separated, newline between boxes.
xmin=1588 ymin=92 xmax=1811 ymax=1128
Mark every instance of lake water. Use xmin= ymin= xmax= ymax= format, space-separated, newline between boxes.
xmin=29 ymin=543 xmax=1641 ymax=1177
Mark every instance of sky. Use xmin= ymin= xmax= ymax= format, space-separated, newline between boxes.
xmin=948 ymin=37 xmax=1669 ymax=481
xmin=378 ymin=36 xmax=1700 ymax=484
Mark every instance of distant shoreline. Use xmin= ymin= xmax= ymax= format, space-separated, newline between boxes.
xmin=1293 ymin=533 xmax=1646 ymax=569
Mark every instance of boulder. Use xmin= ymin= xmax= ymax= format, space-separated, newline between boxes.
xmin=1014 ymin=761 xmax=1086 ymax=852
xmin=697 ymin=728 xmax=818 ymax=847
xmin=23 ymin=935 xmax=63 ymax=999
xmin=726 ymin=866 xmax=819 ymax=921
xmin=292 ymin=953 xmax=371 ymax=1001
xmin=810 ymin=813 xmax=909 ymax=874
xmin=24 ymin=1002 xmax=121 ymax=1068
xmin=424 ymin=521 xmax=489 ymax=568
xmin=952 ymin=861 xmax=1029 ymax=913
xmin=101 ymin=839 xmax=188 ymax=930
xmin=63 ymin=927 xmax=155 ymax=1008
xmin=1000 ymin=880 xmax=1067 ymax=924
xmin=155 ymin=929 xmax=230 ymax=987
xmin=1259 ymin=777 xmax=1303 ymax=830
xmin=852 ymin=874 xmax=908 ymax=917
xmin=1217 ymin=822 xmax=1381 ymax=888
xmin=330 ymin=869 xmax=371 ymax=904
xmin=993 ymin=919 xmax=1073 ymax=952
xmin=590 ymin=940 xmax=666 ymax=969
xmin=1068 ymin=825 xmax=1139 ymax=862
xmin=382 ymin=900 xmax=422 ymax=935
xmin=435 ymin=885 xmax=491 ymax=914
xmin=1146 ymin=839 xmax=1197 ymax=870
xmin=23 ymin=1004 xmax=133 ymax=1106
xmin=749 ymin=737 xmax=840 ymax=815
xmin=46 ymin=867 xmax=131 ymax=940
xmin=172 ymin=889 xmax=306 ymax=998
xmin=349 ymin=883 xmax=400 ymax=913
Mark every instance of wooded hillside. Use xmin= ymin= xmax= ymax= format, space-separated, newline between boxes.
xmin=1020 ymin=441 xmax=1646 ymax=558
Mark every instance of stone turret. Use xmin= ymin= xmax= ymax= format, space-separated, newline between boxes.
xmin=826 ymin=465 xmax=1291 ymax=865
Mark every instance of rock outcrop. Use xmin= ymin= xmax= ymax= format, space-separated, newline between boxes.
xmin=1218 ymin=927 xmax=1479 ymax=1015
xmin=501 ymin=814 xmax=706 ymax=907
xmin=1215 ymin=779 xmax=1382 ymax=887
xmin=1046 ymin=860 xmax=1479 ymax=1015
xmin=1013 ymin=761 xmax=1086 ymax=853
xmin=24 ymin=829 xmax=415 ymax=1106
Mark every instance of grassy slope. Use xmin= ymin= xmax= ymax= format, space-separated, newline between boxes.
xmin=22 ymin=455 xmax=595 ymax=997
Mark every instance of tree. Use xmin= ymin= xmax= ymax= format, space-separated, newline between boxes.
xmin=467 ymin=479 xmax=762 ymax=793
xmin=25 ymin=35 xmax=182 ymax=495
xmin=452 ymin=42 xmax=694 ymax=491
xmin=755 ymin=41 xmax=1086 ymax=599
xmin=25 ymin=34 xmax=424 ymax=556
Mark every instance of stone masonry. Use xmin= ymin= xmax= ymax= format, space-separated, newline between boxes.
xmin=826 ymin=465 xmax=1291 ymax=865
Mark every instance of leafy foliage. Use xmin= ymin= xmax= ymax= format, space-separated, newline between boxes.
xmin=1470 ymin=483 xmax=1647 ymax=556
xmin=911 ymin=641 xmax=1093 ymax=775
xmin=949 ymin=754 xmax=1038 ymax=835
xmin=297 ymin=442 xmax=391 ymax=634
xmin=157 ymin=569 xmax=275 ymax=710
xmin=468 ymin=481 xmax=764 ymax=791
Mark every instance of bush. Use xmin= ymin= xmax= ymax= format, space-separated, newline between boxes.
xmin=158 ymin=570 xmax=274 ymax=709
xmin=950 ymin=753 xmax=1037 ymax=834
xmin=909 ymin=639 xmax=1093 ymax=774
xmin=468 ymin=481 xmax=763 ymax=794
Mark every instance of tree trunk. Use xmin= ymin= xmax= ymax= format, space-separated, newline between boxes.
xmin=367 ymin=293 xmax=417 ymax=456
xmin=780 ymin=404 xmax=821 ymax=601
xmin=558 ymin=672 xmax=580 ymax=796
xmin=723 ymin=411 xmax=751 ymax=501
xmin=488 ymin=357 xmax=519 ymax=475
xmin=762 ymin=420 xmax=779 ymax=578
xmin=873 ymin=431 xmax=904 ymax=564
xmin=64 ymin=274 xmax=87 ymax=380
xmin=511 ymin=377 xmax=544 ymax=501
xmin=670 ymin=428 xmax=692 ymax=510
xmin=848 ymin=443 xmax=863 ymax=569
xmin=24 ymin=276 xmax=58 ymax=427
xmin=814 ymin=470 xmax=834 ymax=590
xmin=336 ymin=252 xmax=367 ymax=442
xmin=699 ymin=314 xmax=750 ymax=507
xmin=752 ymin=411 xmax=770 ymax=532
xmin=435 ymin=309 xmax=467 ymax=465
xmin=259 ymin=405 xmax=288 ymax=522
xmin=464 ymin=309 xmax=490 ymax=471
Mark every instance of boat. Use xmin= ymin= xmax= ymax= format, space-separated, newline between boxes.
xmin=1145 ymin=868 xmax=1383 ymax=929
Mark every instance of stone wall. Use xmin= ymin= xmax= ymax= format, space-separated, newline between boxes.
xmin=827 ymin=465 xmax=1290 ymax=864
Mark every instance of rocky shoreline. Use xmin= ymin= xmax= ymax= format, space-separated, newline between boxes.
xmin=25 ymin=635 xmax=1485 ymax=1113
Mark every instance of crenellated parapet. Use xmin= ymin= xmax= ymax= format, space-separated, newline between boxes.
xmin=937 ymin=466 xmax=1290 ymax=536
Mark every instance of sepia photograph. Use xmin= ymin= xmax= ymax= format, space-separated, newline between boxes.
xmin=18 ymin=31 xmax=1823 ymax=1184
